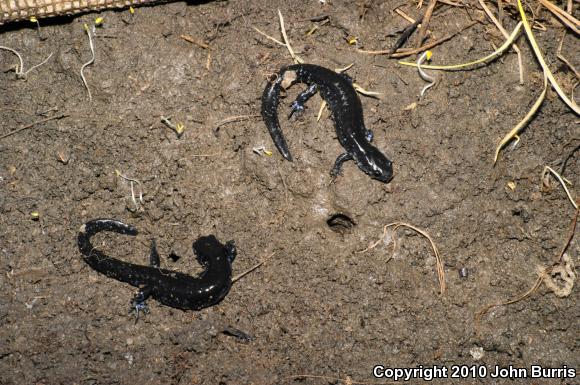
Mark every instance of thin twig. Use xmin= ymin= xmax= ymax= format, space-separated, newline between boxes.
xmin=253 ymin=26 xmax=286 ymax=46
xmin=232 ymin=252 xmax=276 ymax=282
xmin=359 ymin=20 xmax=479 ymax=58
xmin=0 ymin=114 xmax=69 ymax=140
xmin=556 ymin=31 xmax=579 ymax=80
xmin=398 ymin=21 xmax=523 ymax=70
xmin=538 ymin=0 xmax=580 ymax=34
xmin=213 ymin=114 xmax=260 ymax=135
xmin=416 ymin=0 xmax=438 ymax=49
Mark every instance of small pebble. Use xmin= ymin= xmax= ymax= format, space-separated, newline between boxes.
xmin=459 ymin=267 xmax=468 ymax=278
xmin=470 ymin=346 xmax=485 ymax=360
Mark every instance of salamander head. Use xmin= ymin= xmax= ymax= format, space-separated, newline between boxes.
xmin=357 ymin=147 xmax=393 ymax=183
xmin=193 ymin=235 xmax=236 ymax=265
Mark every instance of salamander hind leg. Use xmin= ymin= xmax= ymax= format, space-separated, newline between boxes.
xmin=330 ymin=152 xmax=354 ymax=180
xmin=288 ymin=84 xmax=318 ymax=119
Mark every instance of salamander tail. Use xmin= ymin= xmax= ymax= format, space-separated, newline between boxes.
xmin=261 ymin=70 xmax=293 ymax=162
xmin=78 ymin=219 xmax=137 ymax=256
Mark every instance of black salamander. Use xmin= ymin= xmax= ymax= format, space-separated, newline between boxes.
xmin=261 ymin=63 xmax=393 ymax=183
xmin=77 ymin=219 xmax=236 ymax=318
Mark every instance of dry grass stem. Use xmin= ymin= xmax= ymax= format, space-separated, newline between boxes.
xmin=538 ymin=0 xmax=580 ymax=34
xmin=394 ymin=8 xmax=416 ymax=23
xmin=556 ymin=31 xmax=579 ymax=80
xmin=115 ymin=170 xmax=144 ymax=210
xmin=0 ymin=46 xmax=53 ymax=78
xmin=493 ymin=72 xmax=548 ymax=163
xmin=517 ymin=0 xmax=579 ymax=114
xmin=360 ymin=20 xmax=479 ymax=58
xmin=555 ymin=205 xmax=579 ymax=263
xmin=475 ymin=206 xmax=578 ymax=334
xmin=541 ymin=166 xmax=578 ymax=209
xmin=316 ymin=100 xmax=327 ymax=122
xmin=353 ymin=84 xmax=381 ymax=97
xmin=398 ymin=22 xmax=523 ymax=70
xmin=80 ymin=25 xmax=96 ymax=101
xmin=253 ymin=26 xmax=286 ymax=46
xmin=206 ymin=52 xmax=211 ymax=70
xmin=278 ymin=9 xmax=304 ymax=64
xmin=179 ymin=35 xmax=210 ymax=49
xmin=478 ymin=0 xmax=524 ymax=84
xmin=474 ymin=276 xmax=543 ymax=335
xmin=359 ymin=222 xmax=446 ymax=295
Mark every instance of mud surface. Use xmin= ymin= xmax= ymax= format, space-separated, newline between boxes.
xmin=1 ymin=1 xmax=578 ymax=384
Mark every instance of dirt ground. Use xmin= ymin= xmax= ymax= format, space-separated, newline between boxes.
xmin=1 ymin=0 xmax=578 ymax=384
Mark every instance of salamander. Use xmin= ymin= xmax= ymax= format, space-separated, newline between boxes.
xmin=77 ymin=219 xmax=236 ymax=317
xmin=261 ymin=63 xmax=393 ymax=183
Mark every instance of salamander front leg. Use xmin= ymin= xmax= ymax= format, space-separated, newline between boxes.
xmin=149 ymin=239 xmax=160 ymax=268
xmin=129 ymin=287 xmax=151 ymax=323
xmin=288 ymin=84 xmax=318 ymax=119
xmin=330 ymin=153 xmax=353 ymax=180
xmin=365 ymin=128 xmax=373 ymax=142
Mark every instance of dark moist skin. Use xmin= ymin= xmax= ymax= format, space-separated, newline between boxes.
xmin=77 ymin=219 xmax=236 ymax=316
xmin=261 ymin=63 xmax=393 ymax=183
